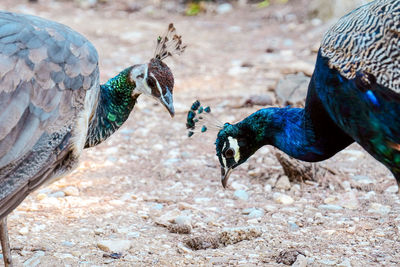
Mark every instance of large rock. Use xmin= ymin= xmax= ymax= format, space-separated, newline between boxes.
xmin=275 ymin=73 xmax=310 ymax=106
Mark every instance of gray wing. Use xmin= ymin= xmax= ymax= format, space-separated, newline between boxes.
xmin=320 ymin=0 xmax=400 ymax=92
xmin=0 ymin=11 xmax=99 ymax=217
xmin=0 ymin=11 xmax=99 ymax=168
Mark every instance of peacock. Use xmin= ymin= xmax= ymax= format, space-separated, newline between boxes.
xmin=0 ymin=11 xmax=185 ymax=266
xmin=189 ymin=0 xmax=400 ymax=188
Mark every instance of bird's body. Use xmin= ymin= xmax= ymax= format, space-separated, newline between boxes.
xmin=215 ymin=0 xmax=400 ymax=188
xmin=0 ymin=11 xmax=185 ymax=266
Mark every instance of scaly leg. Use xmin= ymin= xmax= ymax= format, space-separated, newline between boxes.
xmin=0 ymin=217 xmax=12 ymax=267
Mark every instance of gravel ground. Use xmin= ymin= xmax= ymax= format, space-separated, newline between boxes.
xmin=1 ymin=1 xmax=400 ymax=266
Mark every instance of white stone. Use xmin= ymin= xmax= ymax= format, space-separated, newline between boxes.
xmin=368 ymin=203 xmax=391 ymax=215
xmin=175 ymin=215 xmax=191 ymax=226
xmin=63 ymin=186 xmax=79 ymax=196
xmin=97 ymin=239 xmax=131 ymax=253
xmin=385 ymin=185 xmax=399 ymax=193
xmin=275 ymin=175 xmax=291 ymax=190
xmin=264 ymin=184 xmax=272 ymax=193
xmin=19 ymin=226 xmax=29 ymax=235
xmin=292 ymin=254 xmax=308 ymax=267
xmin=273 ymin=193 xmax=294 ymax=205
xmin=217 ymin=3 xmax=233 ymax=14
xmin=231 ymin=181 xmax=248 ymax=191
xmin=234 ymin=190 xmax=249 ymax=201
xmin=247 ymin=209 xmax=265 ymax=219
xmin=23 ymin=251 xmax=45 ymax=267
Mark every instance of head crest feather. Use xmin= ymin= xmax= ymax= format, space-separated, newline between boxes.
xmin=154 ymin=23 xmax=187 ymax=61
xmin=186 ymin=100 xmax=223 ymax=137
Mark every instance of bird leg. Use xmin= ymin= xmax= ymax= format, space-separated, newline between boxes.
xmin=0 ymin=217 xmax=12 ymax=267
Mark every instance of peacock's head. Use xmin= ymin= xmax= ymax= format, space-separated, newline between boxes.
xmin=186 ymin=100 xmax=256 ymax=188
xmin=130 ymin=59 xmax=175 ymax=117
xmin=130 ymin=23 xmax=186 ymax=117
xmin=215 ymin=123 xmax=255 ymax=188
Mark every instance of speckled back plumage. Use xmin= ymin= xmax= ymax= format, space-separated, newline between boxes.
xmin=321 ymin=0 xmax=400 ymax=92
xmin=0 ymin=11 xmax=99 ymax=218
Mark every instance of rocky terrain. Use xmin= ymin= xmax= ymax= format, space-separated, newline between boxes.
xmin=1 ymin=0 xmax=399 ymax=266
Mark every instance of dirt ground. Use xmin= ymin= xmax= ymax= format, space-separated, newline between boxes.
xmin=1 ymin=0 xmax=400 ymax=266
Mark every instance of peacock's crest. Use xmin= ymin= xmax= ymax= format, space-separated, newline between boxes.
xmin=154 ymin=23 xmax=186 ymax=61
xmin=186 ymin=100 xmax=224 ymax=137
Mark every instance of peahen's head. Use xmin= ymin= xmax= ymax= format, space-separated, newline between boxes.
xmin=130 ymin=23 xmax=186 ymax=117
xmin=130 ymin=58 xmax=175 ymax=116
xmin=216 ymin=122 xmax=258 ymax=188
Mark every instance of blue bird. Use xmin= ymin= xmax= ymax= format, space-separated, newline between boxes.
xmin=215 ymin=0 xmax=400 ymax=188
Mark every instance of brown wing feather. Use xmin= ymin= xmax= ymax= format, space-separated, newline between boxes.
xmin=320 ymin=0 xmax=400 ymax=92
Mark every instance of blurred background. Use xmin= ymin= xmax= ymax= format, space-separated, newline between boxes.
xmin=3 ymin=1 xmax=399 ymax=266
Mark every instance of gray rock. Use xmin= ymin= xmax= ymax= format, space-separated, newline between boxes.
xmin=234 ymin=190 xmax=249 ymax=201
xmin=275 ymin=73 xmax=310 ymax=106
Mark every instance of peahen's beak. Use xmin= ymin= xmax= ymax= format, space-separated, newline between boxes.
xmin=221 ymin=167 xmax=233 ymax=188
xmin=160 ymin=89 xmax=175 ymax=117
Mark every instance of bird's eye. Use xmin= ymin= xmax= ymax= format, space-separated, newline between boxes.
xmin=147 ymin=77 xmax=156 ymax=88
xmin=225 ymin=148 xmax=234 ymax=158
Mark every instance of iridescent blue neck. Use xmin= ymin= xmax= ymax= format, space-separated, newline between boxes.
xmin=240 ymin=107 xmax=350 ymax=162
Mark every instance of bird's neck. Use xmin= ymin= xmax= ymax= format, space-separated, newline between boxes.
xmin=85 ymin=67 xmax=139 ymax=148
xmin=240 ymin=107 xmax=349 ymax=162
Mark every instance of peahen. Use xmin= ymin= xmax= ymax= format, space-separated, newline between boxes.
xmin=0 ymin=11 xmax=185 ymax=266
xmin=212 ymin=0 xmax=400 ymax=187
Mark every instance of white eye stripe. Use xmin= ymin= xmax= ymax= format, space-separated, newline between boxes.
xmin=149 ymin=73 xmax=163 ymax=95
xmin=227 ymin=137 xmax=240 ymax=163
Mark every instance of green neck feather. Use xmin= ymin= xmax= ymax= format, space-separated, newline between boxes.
xmin=85 ymin=67 xmax=139 ymax=148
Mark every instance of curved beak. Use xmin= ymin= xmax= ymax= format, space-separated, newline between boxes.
xmin=221 ymin=167 xmax=233 ymax=188
xmin=160 ymin=89 xmax=175 ymax=117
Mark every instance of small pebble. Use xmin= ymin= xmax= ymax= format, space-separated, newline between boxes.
xmin=368 ymin=203 xmax=391 ymax=215
xmin=234 ymin=190 xmax=249 ymax=201
xmin=97 ymin=240 xmax=131 ymax=253
xmin=273 ymin=193 xmax=294 ymax=205
xmin=216 ymin=3 xmax=233 ymax=14
xmin=175 ymin=215 xmax=191 ymax=226
xmin=49 ymin=191 xmax=65 ymax=198
xmin=288 ymin=221 xmax=299 ymax=231
xmin=63 ymin=186 xmax=79 ymax=196
xmin=19 ymin=226 xmax=29 ymax=235
xmin=275 ymin=175 xmax=291 ymax=190
xmin=318 ymin=204 xmax=343 ymax=211
xmin=247 ymin=209 xmax=264 ymax=219
xmin=385 ymin=185 xmax=398 ymax=193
